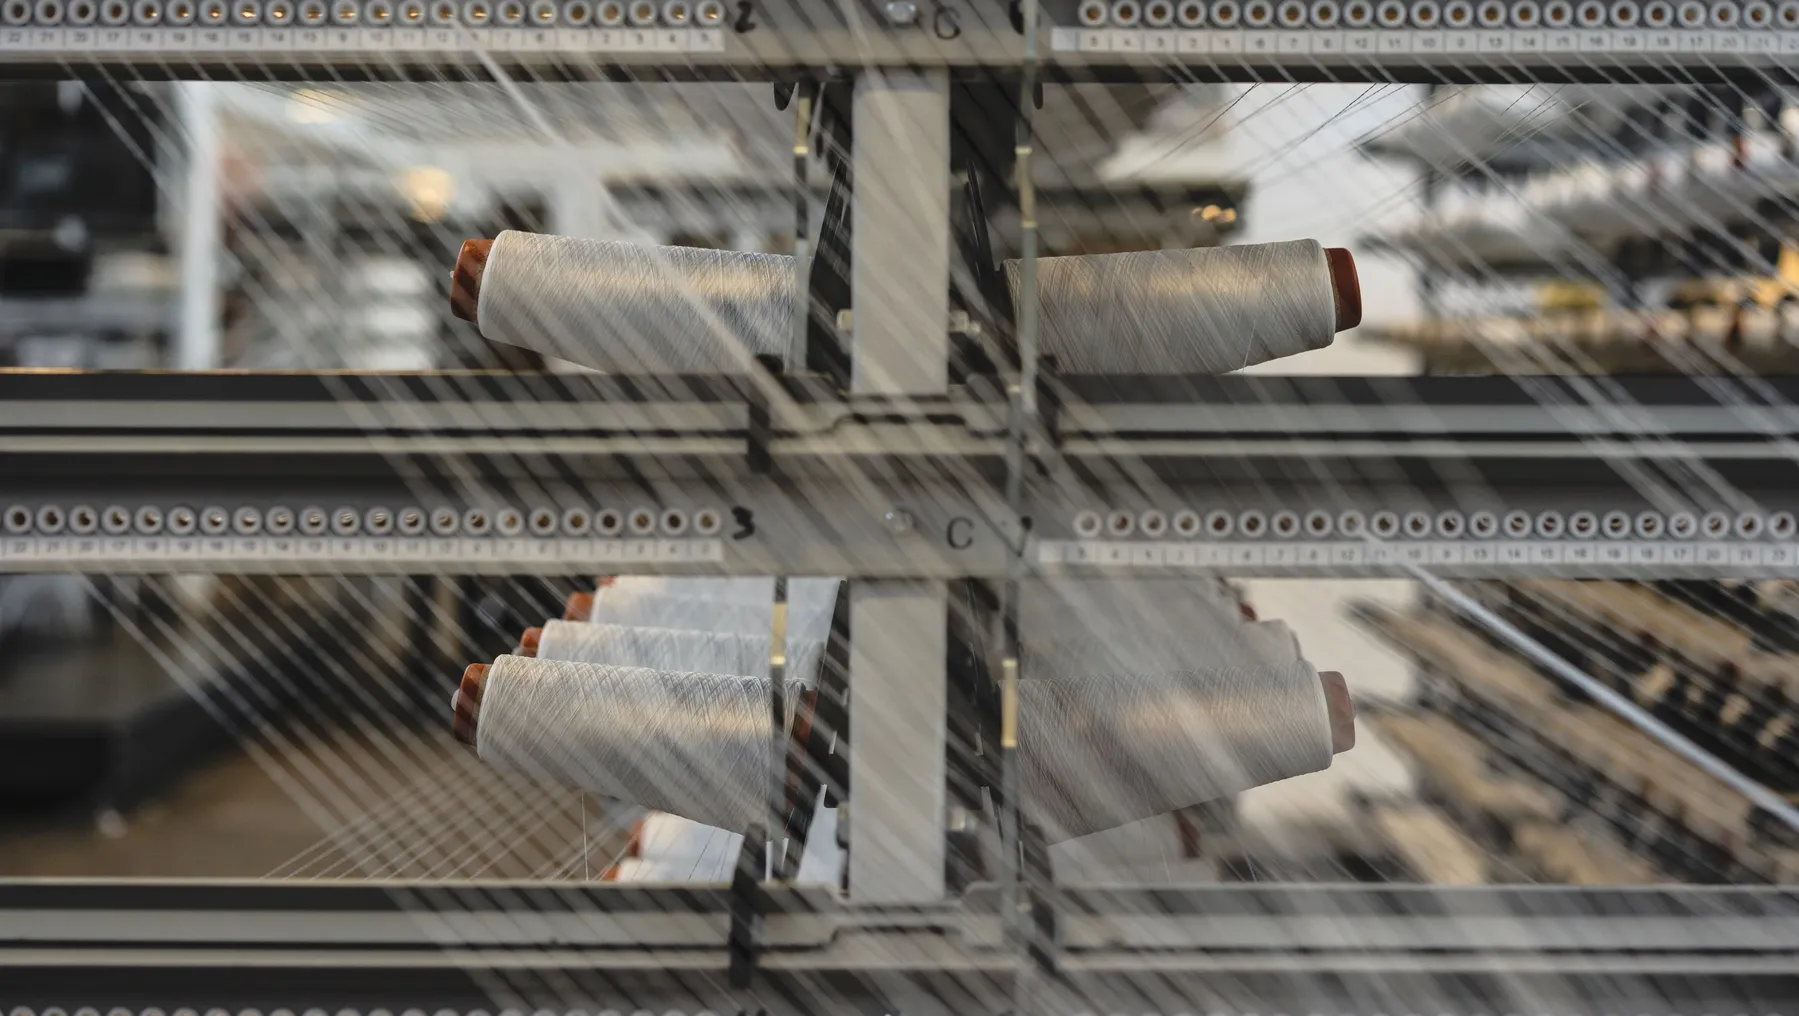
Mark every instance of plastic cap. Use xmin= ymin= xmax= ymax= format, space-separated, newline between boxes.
xmin=1324 ymin=247 xmax=1362 ymax=331
xmin=449 ymin=238 xmax=492 ymax=323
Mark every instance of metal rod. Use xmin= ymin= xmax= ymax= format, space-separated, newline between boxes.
xmin=174 ymin=81 xmax=222 ymax=371
xmin=790 ymin=91 xmax=813 ymax=372
xmin=770 ymin=575 xmax=790 ymax=877
xmin=1000 ymin=0 xmax=1043 ymax=1005
xmin=1015 ymin=18 xmax=1040 ymax=418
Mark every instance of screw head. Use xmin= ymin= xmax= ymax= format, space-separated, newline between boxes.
xmin=884 ymin=507 xmax=916 ymax=534
xmin=884 ymin=0 xmax=917 ymax=22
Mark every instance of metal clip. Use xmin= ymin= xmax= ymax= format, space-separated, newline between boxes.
xmin=746 ymin=353 xmax=781 ymax=474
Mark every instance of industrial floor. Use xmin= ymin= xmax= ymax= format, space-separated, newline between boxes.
xmin=0 ymin=741 xmax=322 ymax=878
xmin=0 ymin=723 xmax=630 ymax=880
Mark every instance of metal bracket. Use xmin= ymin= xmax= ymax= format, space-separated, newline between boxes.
xmin=747 ymin=353 xmax=784 ymax=474
xmin=728 ymin=822 xmax=769 ymax=990
xmin=1035 ymin=354 xmax=1064 ymax=450
xmin=1022 ymin=820 xmax=1059 ymax=973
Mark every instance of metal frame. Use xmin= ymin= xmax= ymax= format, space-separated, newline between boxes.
xmin=6 ymin=372 xmax=1799 ymax=576
xmin=4 ymin=881 xmax=1799 ymax=1009
xmin=833 ymin=72 xmax=956 ymax=904
xmin=3 ymin=3 xmax=1799 ymax=82
xmin=847 ymin=582 xmax=950 ymax=903
xmin=850 ymin=71 xmax=951 ymax=398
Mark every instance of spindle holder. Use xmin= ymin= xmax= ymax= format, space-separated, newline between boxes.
xmin=454 ymin=67 xmax=1342 ymax=987
xmin=706 ymin=74 xmax=1040 ymax=993
xmin=725 ymin=64 xmax=1142 ymax=943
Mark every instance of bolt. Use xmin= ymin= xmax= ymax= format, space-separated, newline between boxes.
xmin=884 ymin=0 xmax=917 ymax=23
xmin=884 ymin=507 xmax=915 ymax=534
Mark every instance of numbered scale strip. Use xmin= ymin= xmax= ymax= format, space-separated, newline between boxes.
xmin=0 ymin=19 xmax=731 ymax=55
xmin=12 ymin=509 xmax=1799 ymax=576
xmin=0 ymin=532 xmax=724 ymax=572
xmin=1040 ymin=535 xmax=1799 ymax=575
xmin=1 ymin=0 xmax=1797 ymax=80
xmin=1049 ymin=24 xmax=1799 ymax=60
xmin=0 ymin=0 xmax=1014 ymax=76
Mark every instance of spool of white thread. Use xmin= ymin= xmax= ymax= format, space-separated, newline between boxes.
xmin=1019 ymin=662 xmax=1336 ymax=841
xmin=1020 ymin=578 xmax=1289 ymax=677
xmin=475 ymin=655 xmax=799 ymax=831
xmin=591 ymin=577 xmax=841 ymax=643
xmin=471 ymin=653 xmax=1334 ymax=840
xmin=612 ymin=805 xmax=845 ymax=884
xmin=1005 ymin=242 xmax=1344 ymax=373
xmin=536 ymin=619 xmax=827 ymax=684
xmin=453 ymin=232 xmax=1357 ymax=374
xmin=599 ymin=576 xmax=841 ymax=616
xmin=598 ymin=576 xmax=817 ymax=604
xmin=589 ymin=597 xmax=836 ymax=640
xmin=473 ymin=235 xmax=793 ymax=372
xmin=610 ymin=812 xmax=741 ymax=882
xmin=1241 ymin=618 xmax=1305 ymax=664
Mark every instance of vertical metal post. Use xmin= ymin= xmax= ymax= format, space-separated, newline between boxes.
xmin=1416 ymin=84 xmax=1443 ymax=320
xmin=768 ymin=576 xmax=790 ymax=876
xmin=1004 ymin=3 xmax=1044 ymax=1008
xmin=848 ymin=582 xmax=949 ymax=904
xmin=850 ymin=71 xmax=951 ymax=395
xmin=845 ymin=71 xmax=952 ymax=905
xmin=174 ymin=82 xmax=222 ymax=371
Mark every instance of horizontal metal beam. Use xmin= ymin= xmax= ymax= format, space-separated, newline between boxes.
xmin=15 ymin=370 xmax=1799 ymax=441
xmin=3 ymin=881 xmax=1798 ymax=1010
xmin=1 ymin=2 xmax=1796 ymax=83
xmin=603 ymin=181 xmax=1247 ymax=248
xmin=8 ymin=372 xmax=1799 ymax=577
xmin=11 ymin=879 xmax=1799 ymax=949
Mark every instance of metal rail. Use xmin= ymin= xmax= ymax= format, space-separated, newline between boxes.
xmin=3 ymin=881 xmax=1798 ymax=1009
xmin=6 ymin=372 xmax=1799 ymax=576
xmin=3 ymin=3 xmax=1798 ymax=83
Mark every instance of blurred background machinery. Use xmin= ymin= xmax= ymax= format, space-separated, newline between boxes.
xmin=1351 ymin=81 xmax=1799 ymax=886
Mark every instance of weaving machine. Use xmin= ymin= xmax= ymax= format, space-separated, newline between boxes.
xmin=4 ymin=5 xmax=1799 ymax=1012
